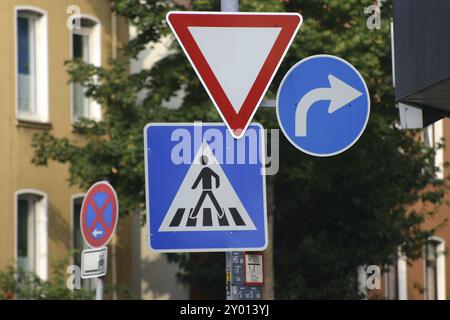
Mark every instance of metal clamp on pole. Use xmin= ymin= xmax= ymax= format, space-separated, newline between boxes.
xmin=221 ymin=0 xmax=239 ymax=12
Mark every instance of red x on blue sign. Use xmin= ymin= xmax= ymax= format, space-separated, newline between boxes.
xmin=81 ymin=181 xmax=119 ymax=248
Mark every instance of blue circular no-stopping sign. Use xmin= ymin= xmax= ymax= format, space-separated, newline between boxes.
xmin=276 ymin=54 xmax=370 ymax=157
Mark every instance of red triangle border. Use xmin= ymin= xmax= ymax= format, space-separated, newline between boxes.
xmin=167 ymin=12 xmax=303 ymax=138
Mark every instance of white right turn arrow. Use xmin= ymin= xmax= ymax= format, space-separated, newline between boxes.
xmin=295 ymin=74 xmax=363 ymax=137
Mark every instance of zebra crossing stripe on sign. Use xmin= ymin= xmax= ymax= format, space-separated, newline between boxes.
xmin=159 ymin=142 xmax=257 ymax=232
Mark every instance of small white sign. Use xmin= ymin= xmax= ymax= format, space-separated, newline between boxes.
xmin=81 ymin=247 xmax=108 ymax=279
xmin=244 ymin=252 xmax=264 ymax=286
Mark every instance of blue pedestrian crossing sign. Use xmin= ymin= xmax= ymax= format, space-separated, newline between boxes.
xmin=144 ymin=123 xmax=268 ymax=252
xmin=277 ymin=54 xmax=370 ymax=157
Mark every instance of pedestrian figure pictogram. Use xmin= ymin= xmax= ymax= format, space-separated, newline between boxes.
xmin=158 ymin=142 xmax=256 ymax=232
xmin=190 ymin=155 xmax=224 ymax=223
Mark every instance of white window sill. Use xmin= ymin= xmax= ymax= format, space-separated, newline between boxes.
xmin=16 ymin=118 xmax=52 ymax=130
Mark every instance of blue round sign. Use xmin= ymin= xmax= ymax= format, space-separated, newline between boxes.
xmin=276 ymin=54 xmax=370 ymax=157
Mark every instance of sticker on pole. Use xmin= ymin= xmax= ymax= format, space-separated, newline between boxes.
xmin=81 ymin=247 xmax=108 ymax=279
xmin=81 ymin=181 xmax=119 ymax=248
xmin=144 ymin=123 xmax=268 ymax=252
xmin=276 ymin=54 xmax=370 ymax=157
xmin=166 ymin=12 xmax=302 ymax=139
xmin=244 ymin=252 xmax=264 ymax=286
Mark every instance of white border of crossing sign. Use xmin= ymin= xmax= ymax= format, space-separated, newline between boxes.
xmin=143 ymin=122 xmax=268 ymax=253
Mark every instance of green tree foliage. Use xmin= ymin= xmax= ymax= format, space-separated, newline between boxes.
xmin=0 ymin=255 xmax=137 ymax=300
xmin=32 ymin=0 xmax=448 ymax=299
xmin=0 ymin=258 xmax=94 ymax=300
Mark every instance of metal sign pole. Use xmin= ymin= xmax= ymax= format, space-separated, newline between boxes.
xmin=221 ymin=0 xmax=239 ymax=12
xmin=221 ymin=0 xmax=239 ymax=301
xmin=226 ymin=252 xmax=232 ymax=300
xmin=96 ymin=277 xmax=104 ymax=300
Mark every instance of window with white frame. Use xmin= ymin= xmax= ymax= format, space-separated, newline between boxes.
xmin=385 ymin=264 xmax=398 ymax=300
xmin=424 ymin=120 xmax=444 ymax=180
xmin=385 ymin=252 xmax=408 ymax=300
xmin=17 ymin=196 xmax=36 ymax=273
xmin=425 ymin=238 xmax=446 ymax=300
xmin=71 ymin=17 xmax=101 ymax=123
xmin=72 ymin=196 xmax=95 ymax=290
xmin=16 ymin=8 xmax=48 ymax=122
xmin=16 ymin=191 xmax=47 ymax=280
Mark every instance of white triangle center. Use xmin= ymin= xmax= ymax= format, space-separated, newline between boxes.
xmin=189 ymin=27 xmax=281 ymax=113
xmin=159 ymin=142 xmax=256 ymax=232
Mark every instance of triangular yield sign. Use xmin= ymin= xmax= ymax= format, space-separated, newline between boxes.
xmin=159 ymin=141 xmax=256 ymax=232
xmin=167 ymin=12 xmax=303 ymax=139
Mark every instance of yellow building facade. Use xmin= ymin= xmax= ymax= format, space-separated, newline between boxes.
xmin=0 ymin=0 xmax=133 ymax=296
